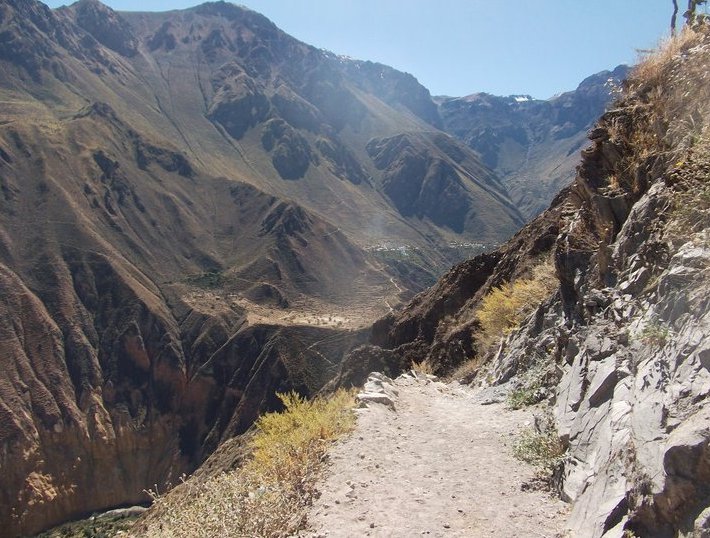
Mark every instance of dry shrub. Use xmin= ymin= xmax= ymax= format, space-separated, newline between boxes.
xmin=475 ymin=260 xmax=556 ymax=354
xmin=627 ymin=26 xmax=710 ymax=164
xmin=448 ymin=355 xmax=484 ymax=384
xmin=630 ymin=27 xmax=703 ymax=91
xmin=512 ymin=414 xmax=565 ymax=482
xmin=596 ymin=25 xmax=710 ymax=199
xmin=411 ymin=359 xmax=435 ymax=376
xmin=600 ymin=25 xmax=710 ymax=258
xmin=135 ymin=389 xmax=355 ymax=538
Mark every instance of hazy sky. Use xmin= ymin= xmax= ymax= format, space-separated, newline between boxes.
xmin=44 ymin=0 xmax=680 ymax=98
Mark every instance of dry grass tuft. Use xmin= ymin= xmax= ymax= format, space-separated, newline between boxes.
xmin=613 ymin=26 xmax=710 ymax=189
xmin=411 ymin=359 xmax=435 ymax=376
xmin=630 ymin=27 xmax=704 ymax=91
xmin=475 ymin=260 xmax=557 ymax=355
xmin=447 ymin=355 xmax=485 ymax=384
xmin=134 ymin=389 xmax=356 ymax=538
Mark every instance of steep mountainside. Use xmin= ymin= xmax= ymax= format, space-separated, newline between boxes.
xmin=0 ymin=0 xmax=528 ymax=534
xmin=437 ymin=65 xmax=628 ymax=219
xmin=0 ymin=0 xmax=647 ymax=535
xmin=77 ymin=0 xmax=524 ymax=251
xmin=333 ymin=27 xmax=710 ymax=537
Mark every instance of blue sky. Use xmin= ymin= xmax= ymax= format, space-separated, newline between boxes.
xmin=45 ymin=0 xmax=678 ymax=98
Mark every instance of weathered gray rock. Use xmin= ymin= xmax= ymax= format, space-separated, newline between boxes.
xmin=691 ymin=506 xmax=710 ymax=537
xmin=96 ymin=505 xmax=148 ymax=519
xmin=357 ymin=373 xmax=398 ymax=410
xmin=485 ymin=174 xmax=710 ymax=537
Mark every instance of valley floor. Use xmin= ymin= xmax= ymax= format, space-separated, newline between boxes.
xmin=302 ymin=375 xmax=568 ymax=537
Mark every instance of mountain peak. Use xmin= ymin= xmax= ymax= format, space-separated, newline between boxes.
xmin=190 ymin=1 xmax=278 ymax=29
xmin=63 ymin=0 xmax=138 ymax=56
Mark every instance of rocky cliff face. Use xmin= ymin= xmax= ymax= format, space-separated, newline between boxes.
xmin=334 ymin=27 xmax=710 ymax=537
xmin=486 ymin=41 xmax=710 ymax=532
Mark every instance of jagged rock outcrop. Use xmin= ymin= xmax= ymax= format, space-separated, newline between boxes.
xmin=63 ymin=0 xmax=138 ymax=57
xmin=479 ymin=30 xmax=710 ymax=537
xmin=356 ymin=372 xmax=399 ymax=410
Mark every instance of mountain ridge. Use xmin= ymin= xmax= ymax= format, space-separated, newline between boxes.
xmin=437 ymin=64 xmax=629 ymax=218
xmin=0 ymin=1 xmax=518 ymax=533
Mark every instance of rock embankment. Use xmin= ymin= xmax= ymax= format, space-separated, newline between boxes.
xmin=484 ymin=30 xmax=710 ymax=536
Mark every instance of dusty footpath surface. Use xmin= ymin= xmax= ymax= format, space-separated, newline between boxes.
xmin=303 ymin=373 xmax=568 ymax=537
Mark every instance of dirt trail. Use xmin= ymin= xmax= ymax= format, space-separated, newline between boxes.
xmin=303 ymin=374 xmax=568 ymax=537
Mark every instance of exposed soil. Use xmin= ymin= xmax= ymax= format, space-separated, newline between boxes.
xmin=182 ymin=282 xmax=401 ymax=330
xmin=303 ymin=375 xmax=568 ymax=537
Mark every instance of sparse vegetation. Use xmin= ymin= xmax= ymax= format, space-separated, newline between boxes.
xmin=669 ymin=132 xmax=710 ymax=240
xmin=35 ymin=514 xmax=137 ymax=538
xmin=672 ymin=182 xmax=710 ymax=235
xmin=512 ymin=414 xmax=565 ymax=482
xmin=447 ymin=355 xmax=484 ymax=383
xmin=411 ymin=359 xmax=435 ymax=376
xmin=507 ymin=384 xmax=544 ymax=410
xmin=613 ymin=25 xmax=710 ymax=196
xmin=137 ymin=389 xmax=355 ymax=538
xmin=685 ymin=0 xmax=709 ymax=27
xmin=475 ymin=260 xmax=557 ymax=354
xmin=639 ymin=320 xmax=671 ymax=348
xmin=506 ymin=352 xmax=557 ymax=409
xmin=186 ymin=270 xmax=225 ymax=289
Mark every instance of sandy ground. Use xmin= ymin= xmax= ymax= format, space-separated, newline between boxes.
xmin=302 ymin=375 xmax=568 ymax=537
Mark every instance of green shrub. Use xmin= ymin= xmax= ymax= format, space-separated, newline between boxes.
xmin=639 ymin=321 xmax=671 ymax=348
xmin=507 ymin=385 xmax=543 ymax=410
xmin=505 ymin=352 xmax=556 ymax=409
xmin=512 ymin=415 xmax=565 ymax=480
xmin=411 ymin=359 xmax=435 ymax=376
